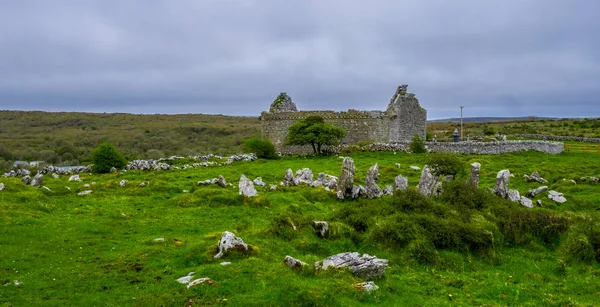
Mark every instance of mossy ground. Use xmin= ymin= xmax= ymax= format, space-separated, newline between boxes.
xmin=1 ymin=149 xmax=600 ymax=306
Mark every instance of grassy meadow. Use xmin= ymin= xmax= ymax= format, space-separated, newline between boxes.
xmin=2 ymin=150 xmax=600 ymax=306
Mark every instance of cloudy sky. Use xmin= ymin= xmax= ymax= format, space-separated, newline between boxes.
xmin=0 ymin=0 xmax=598 ymax=119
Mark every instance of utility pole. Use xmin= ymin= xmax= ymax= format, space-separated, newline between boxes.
xmin=460 ymin=106 xmax=464 ymax=139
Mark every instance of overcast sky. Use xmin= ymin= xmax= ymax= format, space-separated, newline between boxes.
xmin=1 ymin=1 xmax=598 ymax=119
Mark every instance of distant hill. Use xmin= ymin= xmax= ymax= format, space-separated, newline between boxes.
xmin=429 ymin=116 xmax=560 ymax=123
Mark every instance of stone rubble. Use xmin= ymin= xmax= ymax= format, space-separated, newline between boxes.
xmin=77 ymin=190 xmax=93 ymax=196
xmin=526 ymin=186 xmax=548 ymax=197
xmin=382 ymin=185 xmax=393 ymax=195
xmin=520 ymin=196 xmax=534 ymax=208
xmin=253 ymin=177 xmax=266 ymax=188
xmin=295 ymin=168 xmax=314 ymax=184
xmin=524 ymin=170 xmax=549 ymax=184
xmin=217 ymin=175 xmax=228 ymax=188
xmin=187 ymin=278 xmax=213 ymax=288
xmin=214 ymin=231 xmax=249 ymax=259
xmin=548 ymin=190 xmax=567 ymax=203
xmin=0 ymin=183 xmax=4 ymax=191
xmin=315 ymin=252 xmax=389 ymax=279
xmin=283 ymin=169 xmax=298 ymax=186
xmin=283 ymin=255 xmax=307 ymax=269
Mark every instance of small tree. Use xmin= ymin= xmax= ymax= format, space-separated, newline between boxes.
xmin=409 ymin=134 xmax=427 ymax=153
xmin=91 ymin=142 xmax=127 ymax=173
xmin=243 ymin=137 xmax=277 ymax=159
xmin=286 ymin=116 xmax=346 ymax=155
xmin=425 ymin=152 xmax=464 ymax=177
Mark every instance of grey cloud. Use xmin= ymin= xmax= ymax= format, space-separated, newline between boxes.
xmin=0 ymin=0 xmax=599 ymax=118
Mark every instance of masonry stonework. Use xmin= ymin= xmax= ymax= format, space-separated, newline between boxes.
xmin=261 ymin=85 xmax=427 ymax=154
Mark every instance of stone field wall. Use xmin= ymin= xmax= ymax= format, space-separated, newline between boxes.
xmin=514 ymin=134 xmax=600 ymax=144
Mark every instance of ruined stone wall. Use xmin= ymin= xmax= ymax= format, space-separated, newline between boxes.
xmin=261 ymin=85 xmax=427 ymax=154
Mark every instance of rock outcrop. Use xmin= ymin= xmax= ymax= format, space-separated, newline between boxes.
xmin=394 ymin=175 xmax=408 ymax=191
xmin=364 ymin=164 xmax=382 ymax=198
xmin=417 ymin=167 xmax=438 ymax=197
xmin=337 ymin=158 xmax=356 ymax=199
xmin=494 ymin=170 xmax=510 ymax=198
xmin=469 ymin=162 xmax=481 ymax=188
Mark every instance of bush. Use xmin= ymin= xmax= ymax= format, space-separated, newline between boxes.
xmin=425 ymin=152 xmax=464 ymax=177
xmin=243 ymin=137 xmax=277 ymax=159
xmin=90 ymin=142 xmax=127 ymax=174
xmin=409 ymin=134 xmax=427 ymax=153
xmin=286 ymin=116 xmax=346 ymax=155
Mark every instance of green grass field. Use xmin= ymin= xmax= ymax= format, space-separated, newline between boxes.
xmin=2 ymin=150 xmax=600 ymax=306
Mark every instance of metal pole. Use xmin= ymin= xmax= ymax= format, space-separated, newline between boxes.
xmin=460 ymin=106 xmax=464 ymax=139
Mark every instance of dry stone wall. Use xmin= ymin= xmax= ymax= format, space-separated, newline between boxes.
xmin=514 ymin=134 xmax=600 ymax=144
xmin=426 ymin=141 xmax=564 ymax=155
xmin=262 ymin=85 xmax=426 ymax=154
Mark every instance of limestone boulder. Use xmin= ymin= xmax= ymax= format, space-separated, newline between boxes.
xmin=337 ymin=158 xmax=356 ymax=199
xmin=548 ymin=190 xmax=566 ymax=203
xmin=283 ymin=256 xmax=307 ymax=269
xmin=383 ymin=185 xmax=393 ymax=195
xmin=494 ymin=170 xmax=510 ymax=198
xmin=31 ymin=173 xmax=44 ymax=187
xmin=0 ymin=183 xmax=4 ymax=191
xmin=394 ymin=175 xmax=408 ymax=191
xmin=295 ymin=168 xmax=313 ymax=184
xmin=21 ymin=175 xmax=32 ymax=185
xmin=526 ymin=186 xmax=548 ymax=197
xmin=417 ymin=166 xmax=439 ymax=197
xmin=469 ymin=162 xmax=481 ymax=188
xmin=119 ymin=180 xmax=128 ymax=187
xmin=364 ymin=163 xmax=382 ymax=198
xmin=507 ymin=189 xmax=521 ymax=202
xmin=51 ymin=173 xmax=59 ymax=179
xmin=214 ymin=231 xmax=249 ymax=259
xmin=238 ymin=174 xmax=257 ymax=197
xmin=217 ymin=175 xmax=228 ymax=188
xmin=284 ymin=168 xmax=297 ymax=185
xmin=315 ymin=252 xmax=389 ymax=279
xmin=253 ymin=177 xmax=266 ymax=188
xmin=69 ymin=175 xmax=82 ymax=182
xmin=312 ymin=221 xmax=329 ymax=238
xmin=520 ymin=196 xmax=534 ymax=208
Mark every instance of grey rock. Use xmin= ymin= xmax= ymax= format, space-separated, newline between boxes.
xmin=187 ymin=278 xmax=213 ymax=288
xmin=353 ymin=281 xmax=379 ymax=292
xmin=364 ymin=163 xmax=382 ymax=198
xmin=283 ymin=255 xmax=307 ymax=269
xmin=417 ymin=166 xmax=439 ymax=197
xmin=295 ymin=168 xmax=313 ymax=184
xmin=537 ymin=199 xmax=543 ymax=207
xmin=269 ymin=184 xmax=277 ymax=190
xmin=351 ymin=185 xmax=362 ymax=199
xmin=312 ymin=221 xmax=329 ymax=237
xmin=77 ymin=190 xmax=93 ymax=196
xmin=253 ymin=177 xmax=266 ymax=188
xmin=315 ymin=252 xmax=389 ymax=279
xmin=238 ymin=174 xmax=257 ymax=197
xmin=410 ymin=165 xmax=421 ymax=171
xmin=494 ymin=170 xmax=510 ymax=198
xmin=469 ymin=162 xmax=481 ymax=188
xmin=507 ymin=189 xmax=521 ymax=202
xmin=31 ymin=173 xmax=44 ymax=187
xmin=110 ymin=167 xmax=118 ymax=173
xmin=269 ymin=92 xmax=298 ymax=113
xmin=548 ymin=190 xmax=566 ymax=203
xmin=119 ymin=180 xmax=128 ymax=187
xmin=524 ymin=171 xmax=549 ymax=184
xmin=42 ymin=186 xmax=51 ymax=192
xmin=520 ymin=196 xmax=534 ymax=208
xmin=527 ymin=186 xmax=548 ymax=197
xmin=153 ymin=238 xmax=165 ymax=242
xmin=83 ymin=183 xmax=90 ymax=188
xmin=176 ymin=275 xmax=194 ymax=284
xmin=394 ymin=175 xmax=408 ymax=191
xmin=337 ymin=158 xmax=356 ymax=199
xmin=284 ymin=168 xmax=297 ymax=185
xmin=0 ymin=183 xmax=3 ymax=191
xmin=139 ymin=182 xmax=147 ymax=187
xmin=217 ymin=175 xmax=228 ymax=188
xmin=51 ymin=173 xmax=59 ymax=179
xmin=383 ymin=185 xmax=393 ymax=195
xmin=220 ymin=262 xmax=231 ymax=266
xmin=69 ymin=175 xmax=82 ymax=182
xmin=21 ymin=175 xmax=32 ymax=185
xmin=214 ymin=231 xmax=249 ymax=259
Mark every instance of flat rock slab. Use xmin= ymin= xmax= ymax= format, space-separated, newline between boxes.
xmin=548 ymin=190 xmax=567 ymax=203
xmin=315 ymin=252 xmax=388 ymax=279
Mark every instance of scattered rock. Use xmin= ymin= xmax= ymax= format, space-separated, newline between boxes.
xmin=284 ymin=169 xmax=298 ymax=186
xmin=410 ymin=166 xmax=421 ymax=171
xmin=220 ymin=262 xmax=231 ymax=266
xmin=0 ymin=183 xmax=4 ymax=191
xmin=315 ymin=252 xmax=388 ymax=279
xmin=51 ymin=173 xmax=59 ymax=179
xmin=139 ymin=182 xmax=147 ymax=187
xmin=30 ymin=174 xmax=44 ymax=188
xmin=312 ymin=172 xmax=337 ymax=189
xmin=548 ymin=190 xmax=566 ymax=203
xmin=562 ymin=178 xmax=577 ymax=185
xmin=238 ymin=174 xmax=257 ymax=197
xmin=77 ymin=190 xmax=93 ymax=196
xmin=527 ymin=186 xmax=548 ymax=197
xmin=395 ymin=163 xmax=401 ymax=168
xmin=187 ymin=278 xmax=213 ymax=288
xmin=217 ymin=175 xmax=228 ymax=188
xmin=350 ymin=185 xmax=362 ymax=199
xmin=537 ymin=200 xmax=543 ymax=207
xmin=364 ymin=163 xmax=382 ymax=198
xmin=295 ymin=168 xmax=314 ymax=184
xmin=507 ymin=189 xmax=521 ymax=202
xmin=417 ymin=166 xmax=439 ymax=197
xmin=494 ymin=170 xmax=510 ymax=199
xmin=253 ymin=177 xmax=266 ymax=188
xmin=21 ymin=175 xmax=32 ymax=185
xmin=214 ymin=231 xmax=249 ymax=259
xmin=198 ymin=178 xmax=218 ymax=185
xmin=469 ymin=162 xmax=481 ymax=188
xmin=337 ymin=158 xmax=356 ymax=200
xmin=176 ymin=272 xmax=196 ymax=284
xmin=83 ymin=183 xmax=90 ymax=188
xmin=110 ymin=167 xmax=118 ymax=173
xmin=69 ymin=175 xmax=82 ymax=182
xmin=520 ymin=196 xmax=534 ymax=208
xmin=42 ymin=186 xmax=51 ymax=192
xmin=394 ymin=175 xmax=408 ymax=191
xmin=153 ymin=238 xmax=165 ymax=242
xmin=383 ymin=185 xmax=393 ymax=195
xmin=353 ymin=281 xmax=379 ymax=292
xmin=524 ymin=171 xmax=549 ymax=184
xmin=119 ymin=180 xmax=128 ymax=187
xmin=269 ymin=184 xmax=277 ymax=190
xmin=312 ymin=221 xmax=329 ymax=238
xmin=284 ymin=256 xmax=307 ymax=269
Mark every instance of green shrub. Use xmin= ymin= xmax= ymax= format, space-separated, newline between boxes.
xmin=243 ymin=137 xmax=278 ymax=159
xmin=425 ymin=152 xmax=464 ymax=177
xmin=409 ymin=134 xmax=427 ymax=153
xmin=560 ymin=232 xmax=595 ymax=264
xmin=439 ymin=180 xmax=491 ymax=211
xmin=491 ymin=206 xmax=570 ymax=245
xmin=90 ymin=142 xmax=127 ymax=174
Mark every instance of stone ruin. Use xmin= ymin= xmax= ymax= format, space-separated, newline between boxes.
xmin=261 ymin=85 xmax=427 ymax=154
